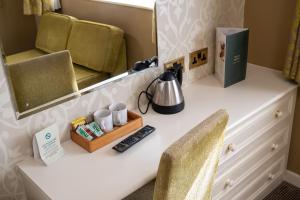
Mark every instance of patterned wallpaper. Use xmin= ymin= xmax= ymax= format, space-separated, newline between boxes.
xmin=0 ymin=0 xmax=245 ymax=199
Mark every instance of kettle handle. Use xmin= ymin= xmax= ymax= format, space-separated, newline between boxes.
xmin=177 ymin=67 xmax=183 ymax=86
xmin=172 ymin=63 xmax=183 ymax=86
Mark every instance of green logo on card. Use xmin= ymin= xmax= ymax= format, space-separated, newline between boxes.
xmin=45 ymin=132 xmax=51 ymax=140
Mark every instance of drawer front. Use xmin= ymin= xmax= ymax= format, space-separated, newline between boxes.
xmin=226 ymin=93 xmax=293 ymax=139
xmin=217 ymin=116 xmax=290 ymax=178
xmin=222 ymin=94 xmax=292 ymax=164
xmin=233 ymin=156 xmax=285 ymax=200
xmin=213 ymin=125 xmax=289 ymax=199
xmin=214 ymin=155 xmax=286 ymax=200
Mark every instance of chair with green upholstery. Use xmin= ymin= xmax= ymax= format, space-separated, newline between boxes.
xmin=5 ymin=49 xmax=46 ymax=65
xmin=124 ymin=109 xmax=229 ymax=200
xmin=35 ymin=12 xmax=76 ymax=53
xmin=5 ymin=12 xmax=76 ymax=65
xmin=73 ymin=64 xmax=110 ymax=89
xmin=67 ymin=20 xmax=127 ymax=88
xmin=6 ymin=50 xmax=78 ymax=113
xmin=112 ymin=38 xmax=128 ymax=76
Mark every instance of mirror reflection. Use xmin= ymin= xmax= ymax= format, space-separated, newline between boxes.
xmin=0 ymin=0 xmax=157 ymax=116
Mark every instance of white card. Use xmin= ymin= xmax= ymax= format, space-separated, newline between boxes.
xmin=32 ymin=124 xmax=64 ymax=166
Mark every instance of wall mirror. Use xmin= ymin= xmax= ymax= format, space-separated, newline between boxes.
xmin=0 ymin=0 xmax=158 ymax=119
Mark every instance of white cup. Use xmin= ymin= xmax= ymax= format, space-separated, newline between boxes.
xmin=93 ymin=110 xmax=113 ymax=132
xmin=109 ymin=103 xmax=128 ymax=126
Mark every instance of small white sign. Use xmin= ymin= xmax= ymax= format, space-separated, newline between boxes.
xmin=32 ymin=124 xmax=64 ymax=166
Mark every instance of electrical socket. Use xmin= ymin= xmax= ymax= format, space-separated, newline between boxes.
xmin=189 ymin=48 xmax=208 ymax=69
xmin=164 ymin=56 xmax=185 ymax=71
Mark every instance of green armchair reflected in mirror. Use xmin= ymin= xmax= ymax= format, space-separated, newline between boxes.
xmin=6 ymin=12 xmax=128 ymax=90
xmin=6 ymin=50 xmax=78 ymax=113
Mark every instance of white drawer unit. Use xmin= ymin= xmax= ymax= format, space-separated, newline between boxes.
xmin=212 ymin=91 xmax=296 ymax=200
xmin=213 ymin=127 xmax=289 ymax=199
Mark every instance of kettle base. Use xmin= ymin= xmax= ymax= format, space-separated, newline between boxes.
xmin=152 ymin=101 xmax=185 ymax=115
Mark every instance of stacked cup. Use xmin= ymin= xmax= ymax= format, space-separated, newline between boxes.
xmin=93 ymin=103 xmax=128 ymax=133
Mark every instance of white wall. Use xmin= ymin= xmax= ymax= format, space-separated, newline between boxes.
xmin=0 ymin=0 xmax=245 ymax=199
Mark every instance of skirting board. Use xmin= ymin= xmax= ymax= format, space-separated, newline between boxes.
xmin=284 ymin=170 xmax=300 ymax=188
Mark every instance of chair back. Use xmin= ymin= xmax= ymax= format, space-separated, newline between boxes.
xmin=7 ymin=50 xmax=78 ymax=112
xmin=36 ymin=12 xmax=76 ymax=53
xmin=153 ymin=110 xmax=229 ymax=200
xmin=67 ymin=20 xmax=126 ymax=74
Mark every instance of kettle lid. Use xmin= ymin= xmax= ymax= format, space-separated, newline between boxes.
xmin=160 ymin=71 xmax=176 ymax=81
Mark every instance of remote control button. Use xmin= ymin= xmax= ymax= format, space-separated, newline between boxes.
xmin=123 ymin=136 xmax=139 ymax=145
xmin=136 ymin=131 xmax=150 ymax=139
xmin=113 ymin=143 xmax=129 ymax=152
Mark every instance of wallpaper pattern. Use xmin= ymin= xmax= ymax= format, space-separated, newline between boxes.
xmin=0 ymin=0 xmax=245 ymax=199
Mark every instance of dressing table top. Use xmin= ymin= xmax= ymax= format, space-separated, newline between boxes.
xmin=17 ymin=64 xmax=297 ymax=200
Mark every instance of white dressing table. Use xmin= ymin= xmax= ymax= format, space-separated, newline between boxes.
xmin=17 ymin=64 xmax=298 ymax=200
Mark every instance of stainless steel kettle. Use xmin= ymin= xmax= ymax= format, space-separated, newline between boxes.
xmin=152 ymin=64 xmax=184 ymax=114
xmin=138 ymin=63 xmax=185 ymax=115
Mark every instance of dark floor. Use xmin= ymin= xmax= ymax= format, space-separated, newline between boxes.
xmin=263 ymin=182 xmax=300 ymax=200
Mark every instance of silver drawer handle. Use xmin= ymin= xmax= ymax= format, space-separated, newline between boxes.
xmin=275 ymin=110 xmax=283 ymax=118
xmin=224 ymin=179 xmax=234 ymax=188
xmin=227 ymin=144 xmax=236 ymax=153
xmin=271 ymin=144 xmax=279 ymax=151
xmin=268 ymin=173 xmax=275 ymax=180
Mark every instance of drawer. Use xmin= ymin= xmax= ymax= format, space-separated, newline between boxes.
xmin=213 ymin=126 xmax=289 ymax=199
xmin=232 ymin=156 xmax=285 ymax=200
xmin=214 ymin=155 xmax=286 ymax=200
xmin=217 ymin=116 xmax=290 ymax=177
xmin=223 ymin=94 xmax=292 ymax=162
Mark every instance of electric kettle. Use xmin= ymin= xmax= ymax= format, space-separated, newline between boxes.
xmin=152 ymin=64 xmax=184 ymax=114
xmin=138 ymin=63 xmax=185 ymax=115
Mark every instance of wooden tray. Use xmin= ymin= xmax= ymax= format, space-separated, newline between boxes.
xmin=71 ymin=111 xmax=143 ymax=153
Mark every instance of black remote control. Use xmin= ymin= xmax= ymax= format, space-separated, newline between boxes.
xmin=113 ymin=125 xmax=155 ymax=153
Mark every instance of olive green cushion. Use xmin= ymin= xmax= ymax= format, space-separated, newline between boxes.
xmin=67 ymin=20 xmax=124 ymax=73
xmin=36 ymin=12 xmax=76 ymax=53
xmin=153 ymin=110 xmax=229 ymax=200
xmin=5 ymin=49 xmax=47 ymax=65
xmin=112 ymin=38 xmax=128 ymax=76
xmin=7 ymin=50 xmax=78 ymax=113
xmin=73 ymin=64 xmax=110 ymax=89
